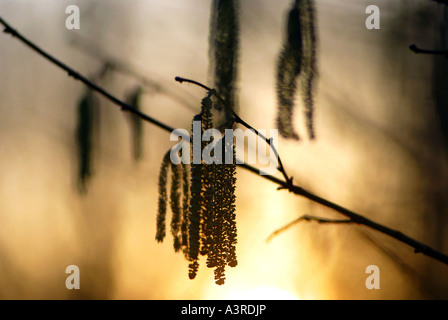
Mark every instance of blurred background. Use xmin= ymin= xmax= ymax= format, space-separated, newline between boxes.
xmin=0 ymin=0 xmax=447 ymax=299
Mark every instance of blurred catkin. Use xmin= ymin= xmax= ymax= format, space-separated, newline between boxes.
xmin=276 ymin=0 xmax=318 ymax=140
xmin=209 ymin=0 xmax=240 ymax=123
xmin=300 ymin=0 xmax=318 ymax=139
xmin=76 ymin=89 xmax=98 ymax=193
xmin=125 ymin=86 xmax=144 ymax=161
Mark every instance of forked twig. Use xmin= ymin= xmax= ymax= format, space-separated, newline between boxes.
xmin=175 ymin=76 xmax=292 ymax=185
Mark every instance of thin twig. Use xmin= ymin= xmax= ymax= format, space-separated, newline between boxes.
xmin=70 ymin=36 xmax=198 ymax=112
xmin=430 ymin=0 xmax=448 ymax=4
xmin=409 ymin=44 xmax=448 ymax=56
xmin=270 ymin=214 xmax=442 ymax=297
xmin=2 ymin=16 xmax=448 ymax=266
xmin=358 ymin=229 xmax=442 ymax=298
xmin=175 ymin=76 xmax=212 ymax=92
xmin=239 ymin=163 xmax=448 ymax=265
xmin=267 ymin=214 xmax=353 ymax=243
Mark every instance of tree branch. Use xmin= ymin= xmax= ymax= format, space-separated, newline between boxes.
xmin=1 ymin=16 xmax=448 ymax=266
xmin=68 ymin=35 xmax=199 ymax=112
xmin=409 ymin=44 xmax=448 ymax=56
xmin=430 ymin=0 xmax=448 ymax=4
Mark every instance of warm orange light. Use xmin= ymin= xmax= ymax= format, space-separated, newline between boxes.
xmin=226 ymin=286 xmax=299 ymax=300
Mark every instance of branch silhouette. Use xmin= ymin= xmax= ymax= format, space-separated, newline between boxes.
xmin=69 ymin=35 xmax=199 ymax=112
xmin=430 ymin=0 xmax=448 ymax=4
xmin=1 ymin=16 xmax=448 ymax=266
xmin=409 ymin=44 xmax=448 ymax=56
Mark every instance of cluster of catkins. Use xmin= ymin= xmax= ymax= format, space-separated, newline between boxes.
xmin=156 ymin=95 xmax=237 ymax=285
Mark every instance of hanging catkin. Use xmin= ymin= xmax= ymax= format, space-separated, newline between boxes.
xmin=222 ymin=138 xmax=237 ymax=268
xmin=209 ymin=0 xmax=240 ymax=122
xmin=276 ymin=0 xmax=318 ymax=140
xmin=187 ymin=126 xmax=204 ymax=278
xmin=188 ymin=95 xmax=213 ymax=279
xmin=199 ymin=95 xmax=214 ymax=257
xmin=76 ymin=89 xmax=98 ymax=193
xmin=276 ymin=1 xmax=302 ymax=140
xmin=156 ymin=151 xmax=171 ymax=243
xmin=201 ymin=107 xmax=237 ymax=285
xmin=300 ymin=0 xmax=318 ymax=139
xmin=125 ymin=86 xmax=144 ymax=161
xmin=209 ymin=136 xmax=237 ymax=285
xmin=180 ymin=162 xmax=190 ymax=258
xmin=170 ymin=162 xmax=182 ymax=252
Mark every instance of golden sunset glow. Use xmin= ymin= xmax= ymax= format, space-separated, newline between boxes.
xmin=226 ymin=287 xmax=299 ymax=300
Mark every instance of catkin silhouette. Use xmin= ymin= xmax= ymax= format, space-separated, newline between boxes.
xmin=188 ymin=158 xmax=202 ymax=279
xmin=207 ymin=138 xmax=237 ymax=285
xmin=300 ymin=0 xmax=318 ymax=139
xmin=181 ymin=162 xmax=190 ymax=258
xmin=222 ymin=139 xmax=237 ymax=268
xmin=156 ymin=151 xmax=171 ymax=243
xmin=170 ymin=162 xmax=182 ymax=252
xmin=199 ymin=95 xmax=214 ymax=257
xmin=209 ymin=0 xmax=240 ymax=122
xmin=76 ymin=89 xmax=98 ymax=193
xmin=276 ymin=0 xmax=318 ymax=140
xmin=125 ymin=86 xmax=144 ymax=161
